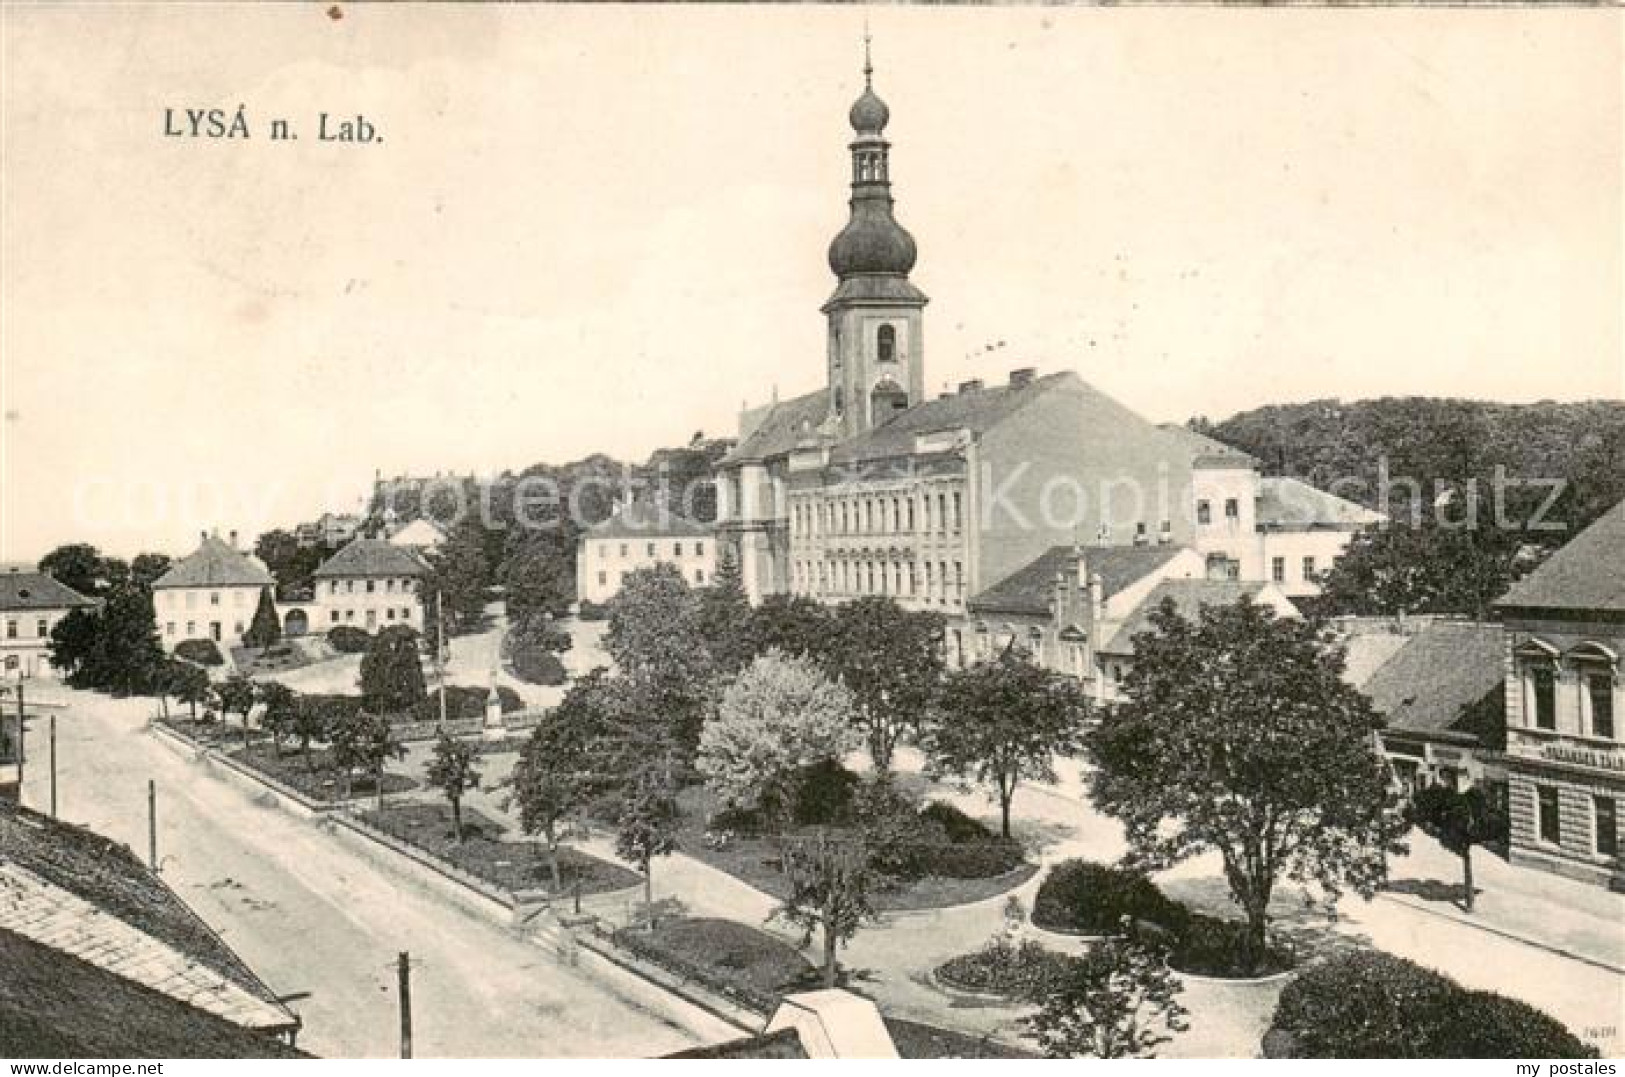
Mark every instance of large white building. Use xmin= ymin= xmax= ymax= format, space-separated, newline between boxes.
xmin=311 ymin=538 xmax=428 ymax=633
xmin=151 ymin=533 xmax=275 ymax=652
xmin=576 ymin=502 xmax=715 ymax=605
xmin=0 ymin=568 xmax=96 ymax=679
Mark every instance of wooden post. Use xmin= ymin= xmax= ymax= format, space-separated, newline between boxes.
xmin=148 ymin=780 xmax=157 ymax=872
xmin=397 ymin=951 xmax=413 ymax=1059
xmin=48 ymin=713 xmax=57 ymax=818
xmin=15 ymin=682 xmax=25 ymax=803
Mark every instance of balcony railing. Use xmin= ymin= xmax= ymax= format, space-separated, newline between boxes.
xmin=1507 ymin=727 xmax=1625 ymax=773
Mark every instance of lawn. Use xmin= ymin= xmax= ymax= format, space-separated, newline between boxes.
xmin=361 ymin=801 xmax=641 ymax=898
xmin=675 ymin=785 xmax=1039 ymax=912
xmin=225 ymin=742 xmax=419 ymax=804
xmin=609 ymin=916 xmax=816 ymax=1013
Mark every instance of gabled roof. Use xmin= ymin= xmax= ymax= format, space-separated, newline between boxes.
xmin=312 ymin=538 xmax=428 ymax=579
xmin=585 ymin=500 xmax=712 ymax=540
xmin=720 ymin=389 xmax=831 ymax=466
xmin=1100 ymin=579 xmax=1284 ymax=656
xmin=1158 ymin=424 xmax=1258 ymax=469
xmin=1361 ymin=621 xmax=1505 ymax=739
xmin=0 ymin=929 xmax=307 ymax=1059
xmin=1497 ymin=502 xmax=1625 ymax=614
xmin=152 ymin=535 xmax=273 ymax=590
xmin=0 ymin=805 xmax=295 ymax=1030
xmin=665 ymin=1027 xmax=809 ymax=1060
xmin=0 ymin=570 xmax=95 ymax=612
xmin=827 ymin=372 xmax=1074 ymax=467
xmin=1257 ymin=476 xmax=1383 ymax=530
xmin=968 ymin=545 xmax=1187 ymax=616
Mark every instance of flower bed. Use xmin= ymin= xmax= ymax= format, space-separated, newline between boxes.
xmin=608 ymin=917 xmax=813 ymax=1016
xmin=360 ymin=801 xmax=639 ymax=898
xmin=934 ymin=937 xmax=1072 ymax=999
xmin=227 ymin=743 xmax=418 ymax=803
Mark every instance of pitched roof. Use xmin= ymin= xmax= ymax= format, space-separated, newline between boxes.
xmin=1361 ymin=621 xmax=1505 ymax=738
xmin=152 ymin=535 xmax=273 ymax=590
xmin=0 ymin=929 xmax=306 ymax=1058
xmin=1496 ymin=501 xmax=1625 ymax=613
xmin=312 ymin=538 xmax=428 ymax=579
xmin=585 ymin=501 xmax=712 ymax=540
xmin=1158 ymin=424 xmax=1259 ymax=469
xmin=665 ymin=1027 xmax=809 ymax=1060
xmin=720 ymin=388 xmax=830 ymax=466
xmin=969 ymin=544 xmax=1187 ymax=616
xmin=1100 ymin=579 xmax=1280 ymax=655
xmin=0 ymin=804 xmax=293 ymax=1025
xmin=1256 ymin=476 xmax=1383 ymax=530
xmin=0 ymin=570 xmax=95 ymax=612
xmin=827 ymin=372 xmax=1074 ymax=467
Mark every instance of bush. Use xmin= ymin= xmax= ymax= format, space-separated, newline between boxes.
xmin=511 ymin=639 xmax=567 ymax=686
xmin=495 ymin=685 xmax=523 ymax=713
xmin=920 ymin=839 xmax=1027 ymax=880
xmin=856 ymin=778 xmax=1026 ymax=882
xmin=1031 ymin=860 xmax=1189 ymax=936
xmin=576 ymin=600 xmax=610 ymax=621
xmin=1165 ymin=912 xmax=1290 ymax=978
xmin=920 ymin=801 xmax=995 ymax=843
xmin=174 ymin=639 xmax=223 ymax=666
xmin=1269 ymin=951 xmax=1596 ymax=1058
xmin=328 ymin=626 xmax=372 ymax=653
xmin=936 ymin=938 xmax=1071 ymax=998
xmin=789 ymin=760 xmax=859 ymax=826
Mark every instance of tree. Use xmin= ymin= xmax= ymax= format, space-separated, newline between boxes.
xmin=38 ymin=543 xmax=106 ymax=598
xmin=502 ymin=535 xmax=577 ymax=628
xmin=216 ymin=672 xmax=258 ymax=751
xmin=615 ymin=767 xmax=680 ymax=925
xmin=697 ymin=651 xmax=857 ymax=825
xmin=427 ymin=732 xmax=481 ymax=842
xmin=168 ymin=661 xmax=214 ymax=720
xmin=1315 ymin=522 xmax=1532 ymax=619
xmin=129 ymin=553 xmax=173 ymax=591
xmin=330 ymin=707 xmax=405 ymax=807
xmin=359 ymin=625 xmax=427 ymax=714
xmin=1087 ymin=598 xmax=1403 ymax=973
xmin=292 ymin=694 xmax=340 ymax=772
xmin=511 ymin=674 xmax=604 ymax=891
xmin=254 ymin=529 xmax=324 ymax=599
xmin=256 ymin=681 xmax=299 ymax=758
xmin=47 ymin=580 xmax=165 ymax=696
xmin=745 ymin=595 xmax=834 ymax=666
xmin=694 ymin=547 xmax=752 ymax=677
xmin=1406 ymin=785 xmax=1508 ymax=913
xmin=927 ymin=646 xmax=1089 ymax=838
xmin=1022 ymin=938 xmax=1189 ymax=1059
xmin=822 ymin=597 xmax=945 ymax=772
xmin=774 ymin=830 xmax=877 ymax=987
xmin=604 ymin=564 xmax=713 ymax=756
xmin=243 ymin=587 xmax=282 ymax=650
xmin=423 ymin=518 xmax=491 ymax=634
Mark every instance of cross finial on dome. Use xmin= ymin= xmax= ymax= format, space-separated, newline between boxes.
xmin=863 ymin=23 xmax=873 ymax=88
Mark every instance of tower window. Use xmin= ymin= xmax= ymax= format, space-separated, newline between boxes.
xmin=877 ymin=324 xmax=897 ymax=362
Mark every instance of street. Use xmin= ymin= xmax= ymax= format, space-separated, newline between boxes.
xmin=14 ymin=685 xmax=698 ymax=1059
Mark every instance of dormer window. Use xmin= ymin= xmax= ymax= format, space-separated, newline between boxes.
xmin=876 ymin=324 xmax=897 ymax=362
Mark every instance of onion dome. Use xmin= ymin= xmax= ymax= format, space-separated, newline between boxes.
xmin=828 ymin=206 xmax=917 ymax=278
xmin=849 ymin=87 xmax=889 ymax=134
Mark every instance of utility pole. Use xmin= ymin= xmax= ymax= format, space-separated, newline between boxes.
xmin=14 ymin=681 xmax=24 ymax=805
xmin=435 ymin=588 xmax=449 ymax=730
xmin=48 ymin=713 xmax=57 ymax=818
xmin=397 ymin=951 xmax=413 ymax=1059
xmin=147 ymin=780 xmax=157 ymax=872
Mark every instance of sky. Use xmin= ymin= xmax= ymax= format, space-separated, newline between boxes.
xmin=2 ymin=4 xmax=1621 ymax=562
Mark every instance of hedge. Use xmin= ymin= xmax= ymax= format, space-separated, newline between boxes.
xmin=935 ymin=937 xmax=1071 ymax=998
xmin=576 ymin=600 xmax=610 ymax=622
xmin=511 ymin=647 xmax=566 ymax=686
xmin=327 ymin=626 xmax=372 ymax=654
xmin=1268 ymin=951 xmax=1597 ymax=1058
xmin=407 ymin=684 xmax=525 ymax=723
xmin=1031 ymin=860 xmax=1189 ymax=936
xmin=174 ymin=639 xmax=223 ymax=667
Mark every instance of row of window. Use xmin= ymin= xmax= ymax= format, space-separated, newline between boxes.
xmin=1526 ymin=664 xmax=1616 ymax=740
xmin=159 ymin=589 xmax=247 ymax=608
xmin=3 ymin=618 xmax=51 ymax=640
xmin=329 ymin=607 xmax=414 ymax=624
xmin=601 ymin=541 xmax=705 ymax=560
xmin=597 ymin=568 xmax=706 ymax=588
xmin=1195 ymin=498 xmax=1242 ymax=525
xmin=164 ymin=620 xmax=243 ymax=639
xmin=325 ymin=578 xmax=416 ymax=596
xmin=1535 ymin=786 xmax=1618 ymax=859
xmin=792 ymin=557 xmax=964 ymax=606
xmin=792 ymin=490 xmax=963 ymax=539
xmin=1270 ymin=556 xmax=1318 ymax=583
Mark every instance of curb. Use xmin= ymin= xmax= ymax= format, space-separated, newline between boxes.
xmin=1375 ymin=891 xmax=1625 ymax=976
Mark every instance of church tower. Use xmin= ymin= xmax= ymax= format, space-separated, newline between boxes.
xmin=823 ymin=43 xmax=928 ymax=440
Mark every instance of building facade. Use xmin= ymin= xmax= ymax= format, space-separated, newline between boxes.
xmin=311 ymin=539 xmax=427 ymax=633
xmin=1494 ymin=504 xmax=1623 ymax=890
xmin=151 ymin=533 xmax=275 ymax=653
xmin=714 ymin=60 xmax=1372 ymax=611
xmin=0 ymin=569 xmax=95 ymax=680
xmin=576 ymin=502 xmax=715 ymax=605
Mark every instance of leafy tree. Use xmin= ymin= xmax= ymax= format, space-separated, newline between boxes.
xmin=38 ymin=543 xmax=107 ymax=598
xmin=697 ymin=651 xmax=858 ymax=826
xmin=927 ymin=647 xmax=1089 ymax=838
xmin=604 ymin=564 xmax=713 ymax=756
xmin=694 ymin=547 xmax=752 ymax=676
xmin=426 ymin=732 xmax=481 ymax=843
xmin=774 ymin=830 xmax=878 ymax=987
xmin=423 ymin=518 xmax=491 ymax=634
xmin=745 ymin=594 xmax=834 ymax=665
xmin=359 ymin=625 xmax=427 ymax=714
xmin=216 ymin=672 xmax=258 ymax=750
xmin=47 ymin=580 xmax=165 ymax=696
xmin=167 ymin=661 xmax=214 ymax=720
xmin=256 ymin=681 xmax=299 ymax=758
xmin=129 ymin=553 xmax=173 ymax=591
xmin=1022 ymin=938 xmax=1189 ymax=1059
xmin=502 ymin=534 xmax=577 ymax=628
xmin=1087 ymin=598 xmax=1403 ymax=973
xmin=254 ymin=529 xmax=325 ymax=599
xmin=292 ymin=694 xmax=340 ymax=772
xmin=1315 ymin=522 xmax=1534 ymax=619
xmin=1406 ymin=784 xmax=1508 ymax=913
xmin=511 ymin=674 xmax=604 ymax=891
xmin=330 ymin=707 xmax=405 ymax=807
xmin=823 ymin=597 xmax=945 ymax=772
xmin=615 ymin=766 xmax=681 ymax=925
xmin=243 ymin=587 xmax=282 ymax=650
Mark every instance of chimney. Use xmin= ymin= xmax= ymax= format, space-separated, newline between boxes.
xmin=958 ymin=379 xmax=983 ymax=394
xmin=1009 ymin=367 xmax=1036 ymax=388
xmin=200 ymin=529 xmax=208 ymax=543
xmin=229 ymin=530 xmax=239 ymax=550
